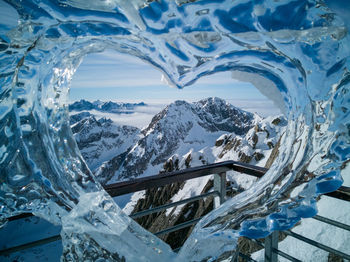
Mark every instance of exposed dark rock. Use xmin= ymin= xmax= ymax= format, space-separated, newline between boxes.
xmin=162 ymin=158 xmax=179 ymax=173
xmin=239 ymin=152 xmax=252 ymax=163
xmin=218 ymin=136 xmax=241 ymax=158
xmin=272 ymin=117 xmax=281 ymax=125
xmin=199 ymin=155 xmax=207 ymax=165
xmin=252 ymin=132 xmax=259 ymax=149
xmin=328 ymin=252 xmax=344 ymax=262
xmin=267 ymin=141 xmax=274 ymax=149
xmin=254 ymin=124 xmax=262 ymax=133
xmin=215 ymin=138 xmax=225 ymax=147
xmin=162 ymin=190 xmax=214 ymax=249
xmin=264 ymin=127 xmax=270 ymax=139
xmin=185 ymin=153 xmax=192 ymax=168
xmin=253 ymin=152 xmax=265 ymax=162
xmin=237 ymin=237 xmax=263 ymax=260
xmin=132 ymin=181 xmax=184 ymax=230
xmin=131 ymin=157 xmax=184 ymax=232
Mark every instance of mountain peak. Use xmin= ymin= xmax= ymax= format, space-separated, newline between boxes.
xmin=197 ymin=96 xmax=226 ymax=105
xmin=196 ymin=97 xmax=252 ymax=115
xmin=194 ymin=97 xmax=255 ymax=135
xmin=142 ymin=97 xmax=255 ymax=138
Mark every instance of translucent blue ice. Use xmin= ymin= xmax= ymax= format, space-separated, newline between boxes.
xmin=0 ymin=0 xmax=349 ymax=260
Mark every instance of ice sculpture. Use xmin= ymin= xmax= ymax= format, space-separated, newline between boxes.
xmin=0 ymin=0 xmax=349 ymax=261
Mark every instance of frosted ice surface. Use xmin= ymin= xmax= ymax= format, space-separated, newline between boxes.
xmin=0 ymin=0 xmax=349 ymax=261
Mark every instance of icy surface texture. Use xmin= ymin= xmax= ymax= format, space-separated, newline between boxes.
xmin=0 ymin=0 xmax=349 ymax=261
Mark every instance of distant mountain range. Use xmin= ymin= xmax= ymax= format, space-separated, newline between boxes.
xmin=69 ymin=99 xmax=146 ymax=114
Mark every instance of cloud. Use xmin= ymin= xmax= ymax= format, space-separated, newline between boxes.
xmin=86 ymin=104 xmax=166 ymax=129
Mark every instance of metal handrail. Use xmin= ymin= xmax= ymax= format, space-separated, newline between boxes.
xmin=104 ymin=160 xmax=266 ymax=197
xmin=283 ymin=230 xmax=350 ymax=260
xmin=1 ymin=161 xmax=262 ymax=256
xmin=312 ymin=215 xmax=350 ymax=232
xmin=0 ymin=235 xmax=61 ymax=256
xmin=155 ymin=217 xmax=202 ymax=236
xmin=7 ymin=160 xmax=265 ymax=222
xmin=272 ymin=248 xmax=302 ymax=262
xmin=324 ymin=186 xmax=350 ymax=201
xmin=130 ymin=191 xmax=219 ymax=219
xmin=263 ymin=190 xmax=350 ymax=262
xmin=1 ymin=161 xmax=349 ymax=261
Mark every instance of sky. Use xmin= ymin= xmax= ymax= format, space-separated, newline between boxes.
xmin=70 ymin=49 xmax=281 ymax=120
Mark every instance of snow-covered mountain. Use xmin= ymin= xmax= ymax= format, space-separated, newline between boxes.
xmin=69 ymin=112 xmax=141 ymax=183
xmin=69 ymin=97 xmax=286 ymax=239
xmin=69 ymin=97 xmax=286 ymax=187
xmin=122 ymin=114 xmax=286 ymax=209
xmin=69 ymin=99 xmax=146 ymax=113
xmin=118 ymin=99 xmax=286 ymax=248
xmin=96 ymin=97 xmax=258 ymax=183
xmin=67 ymin=97 xmax=287 ymax=249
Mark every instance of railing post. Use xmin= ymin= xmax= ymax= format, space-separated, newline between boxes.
xmin=214 ymin=172 xmax=226 ymax=208
xmin=264 ymin=231 xmax=278 ymax=262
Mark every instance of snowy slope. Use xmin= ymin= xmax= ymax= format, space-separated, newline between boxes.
xmin=214 ymin=115 xmax=287 ymax=189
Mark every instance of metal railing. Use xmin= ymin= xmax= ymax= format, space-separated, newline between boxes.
xmin=0 ymin=161 xmax=264 ymax=257
xmin=261 ymin=186 xmax=350 ymax=262
xmin=1 ymin=160 xmax=349 ymax=261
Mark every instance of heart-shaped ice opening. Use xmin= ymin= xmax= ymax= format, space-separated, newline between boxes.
xmin=0 ymin=0 xmax=348 ymax=261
